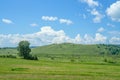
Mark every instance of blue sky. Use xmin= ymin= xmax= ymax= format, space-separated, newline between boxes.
xmin=0 ymin=0 xmax=120 ymax=47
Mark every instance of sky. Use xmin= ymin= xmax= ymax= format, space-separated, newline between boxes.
xmin=0 ymin=0 xmax=120 ymax=47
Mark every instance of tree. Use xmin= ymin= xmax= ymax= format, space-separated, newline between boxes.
xmin=108 ymin=46 xmax=119 ymax=55
xmin=17 ymin=41 xmax=31 ymax=59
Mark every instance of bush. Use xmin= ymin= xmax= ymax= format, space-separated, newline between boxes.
xmin=103 ymin=58 xmax=116 ymax=63
xmin=0 ymin=54 xmax=16 ymax=58
xmin=103 ymin=58 xmax=107 ymax=62
xmin=99 ymin=51 xmax=105 ymax=55
xmin=26 ymin=55 xmax=38 ymax=60
xmin=51 ymin=57 xmax=55 ymax=60
xmin=71 ymin=59 xmax=75 ymax=62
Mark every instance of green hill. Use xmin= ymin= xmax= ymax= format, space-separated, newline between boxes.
xmin=32 ymin=43 xmax=100 ymax=56
xmin=31 ymin=43 xmax=120 ymax=63
xmin=0 ymin=43 xmax=120 ymax=63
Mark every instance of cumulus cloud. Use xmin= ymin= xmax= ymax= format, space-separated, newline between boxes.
xmin=41 ymin=16 xmax=58 ymax=21
xmin=95 ymin=33 xmax=107 ymax=43
xmin=41 ymin=16 xmax=73 ymax=25
xmin=0 ymin=26 xmax=119 ymax=47
xmin=97 ymin=27 xmax=104 ymax=32
xmin=2 ymin=18 xmax=13 ymax=24
xmin=59 ymin=19 xmax=73 ymax=25
xmin=80 ymin=0 xmax=99 ymax=7
xmin=109 ymin=37 xmax=120 ymax=44
xmin=74 ymin=34 xmax=82 ymax=43
xmin=30 ymin=23 xmax=38 ymax=27
xmin=106 ymin=1 xmax=120 ymax=22
xmin=83 ymin=34 xmax=94 ymax=44
xmin=91 ymin=9 xmax=104 ymax=23
xmin=0 ymin=26 xmax=72 ymax=47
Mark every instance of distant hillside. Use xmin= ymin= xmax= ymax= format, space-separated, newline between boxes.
xmin=0 ymin=43 xmax=120 ymax=63
xmin=0 ymin=43 xmax=119 ymax=57
xmin=32 ymin=43 xmax=101 ymax=56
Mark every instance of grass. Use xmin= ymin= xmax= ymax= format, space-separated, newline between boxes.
xmin=32 ymin=43 xmax=100 ymax=56
xmin=0 ymin=58 xmax=120 ymax=80
xmin=0 ymin=48 xmax=17 ymax=54
xmin=0 ymin=43 xmax=120 ymax=80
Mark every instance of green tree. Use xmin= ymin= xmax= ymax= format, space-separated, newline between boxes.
xmin=108 ymin=46 xmax=119 ymax=55
xmin=17 ymin=41 xmax=31 ymax=59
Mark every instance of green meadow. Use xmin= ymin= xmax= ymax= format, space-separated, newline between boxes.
xmin=0 ymin=58 xmax=120 ymax=80
xmin=0 ymin=43 xmax=120 ymax=80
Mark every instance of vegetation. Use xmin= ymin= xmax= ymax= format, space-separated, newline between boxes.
xmin=0 ymin=43 xmax=120 ymax=79
xmin=31 ymin=43 xmax=120 ymax=62
xmin=0 ymin=58 xmax=120 ymax=80
xmin=17 ymin=41 xmax=31 ymax=59
xmin=97 ymin=44 xmax=120 ymax=55
xmin=0 ymin=54 xmax=16 ymax=58
xmin=17 ymin=41 xmax=38 ymax=60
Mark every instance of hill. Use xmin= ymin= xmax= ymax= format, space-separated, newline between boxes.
xmin=31 ymin=43 xmax=120 ymax=63
xmin=32 ymin=43 xmax=100 ymax=55
xmin=0 ymin=43 xmax=120 ymax=62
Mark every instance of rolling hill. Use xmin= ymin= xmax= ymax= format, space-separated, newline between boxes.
xmin=32 ymin=43 xmax=100 ymax=56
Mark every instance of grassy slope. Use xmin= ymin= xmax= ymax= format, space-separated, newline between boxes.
xmin=32 ymin=43 xmax=99 ymax=56
xmin=31 ymin=43 xmax=102 ymax=62
xmin=0 ymin=43 xmax=120 ymax=80
xmin=0 ymin=48 xmax=17 ymax=54
xmin=31 ymin=43 xmax=120 ymax=63
xmin=0 ymin=58 xmax=120 ymax=80
xmin=0 ymin=43 xmax=120 ymax=63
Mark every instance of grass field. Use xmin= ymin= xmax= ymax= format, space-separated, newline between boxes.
xmin=0 ymin=43 xmax=120 ymax=80
xmin=0 ymin=58 xmax=120 ymax=80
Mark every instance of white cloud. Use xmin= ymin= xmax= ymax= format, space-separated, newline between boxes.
xmin=41 ymin=16 xmax=73 ymax=25
xmin=97 ymin=27 xmax=104 ymax=32
xmin=95 ymin=33 xmax=107 ymax=43
xmin=108 ymin=31 xmax=120 ymax=37
xmin=91 ymin=9 xmax=104 ymax=23
xmin=41 ymin=16 xmax=58 ymax=21
xmin=80 ymin=0 xmax=99 ymax=7
xmin=109 ymin=37 xmax=120 ymax=44
xmin=84 ymin=34 xmax=94 ymax=44
xmin=30 ymin=23 xmax=38 ymax=27
xmin=80 ymin=0 xmax=104 ymax=23
xmin=74 ymin=34 xmax=82 ymax=43
xmin=2 ymin=18 xmax=13 ymax=24
xmin=59 ymin=19 xmax=73 ymax=25
xmin=109 ymin=31 xmax=120 ymax=35
xmin=107 ymin=23 xmax=115 ymax=27
xmin=0 ymin=26 xmax=119 ymax=47
xmin=106 ymin=1 xmax=120 ymax=22
xmin=0 ymin=26 xmax=72 ymax=47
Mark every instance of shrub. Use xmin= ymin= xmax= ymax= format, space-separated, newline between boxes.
xmin=26 ymin=55 xmax=38 ymax=60
xmin=51 ymin=57 xmax=55 ymax=60
xmin=0 ymin=54 xmax=16 ymax=58
xmin=71 ymin=59 xmax=75 ymax=62
xmin=103 ymin=58 xmax=116 ymax=63
xmin=103 ymin=58 xmax=107 ymax=62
